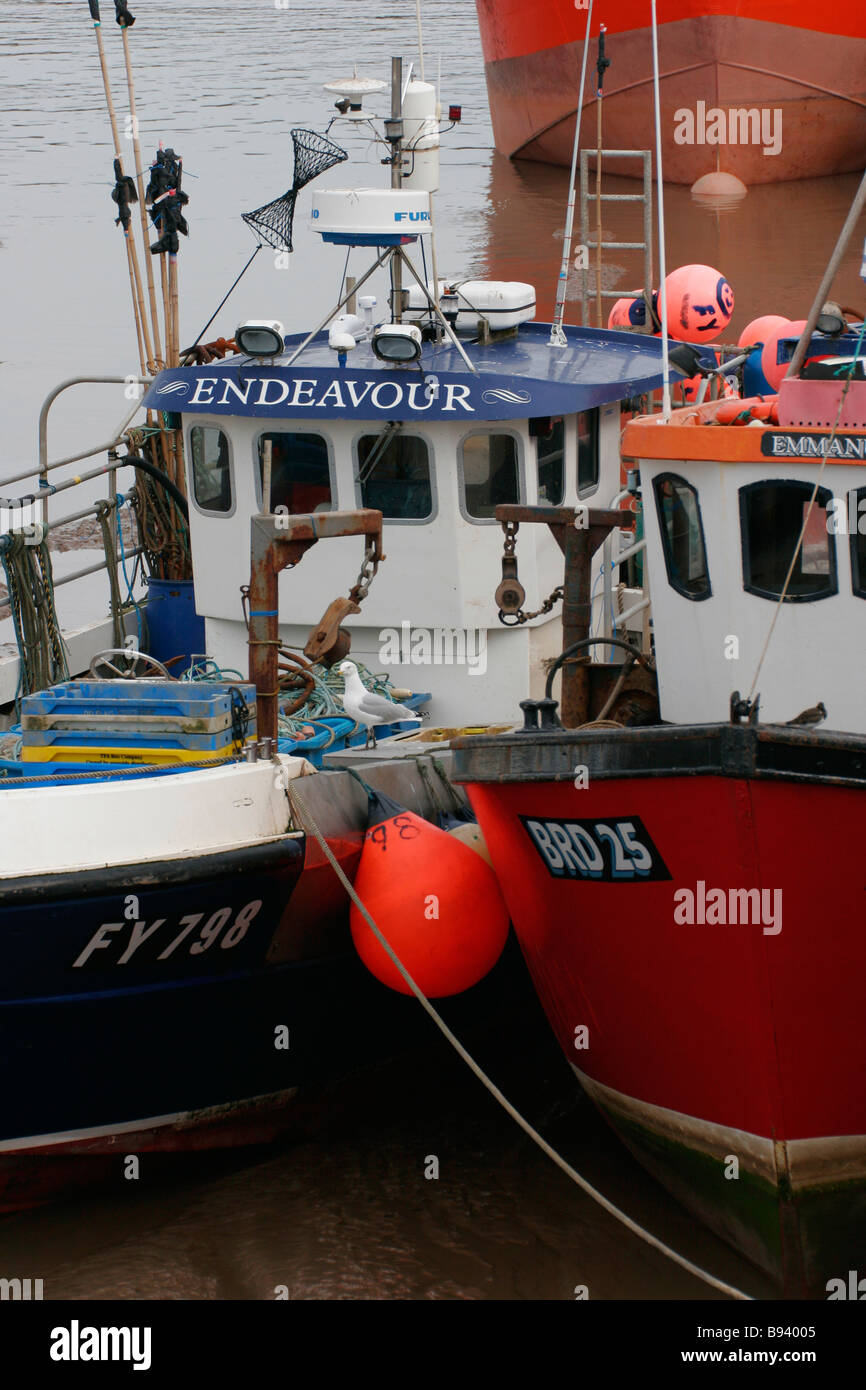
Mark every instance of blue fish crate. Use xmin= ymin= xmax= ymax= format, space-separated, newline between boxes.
xmin=277 ymin=717 xmax=356 ymax=768
xmin=22 ymin=725 xmax=238 ymax=752
xmin=22 ymin=680 xmax=256 ymax=730
xmin=21 ymin=680 xmax=257 ymax=750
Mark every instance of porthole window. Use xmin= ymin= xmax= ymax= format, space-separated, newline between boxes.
xmin=257 ymin=432 xmax=333 ymax=513
xmin=848 ymin=487 xmax=866 ymax=598
xmin=653 ymin=472 xmax=711 ymax=600
xmin=577 ymin=410 xmax=599 ymax=497
xmin=460 ymin=431 xmax=521 ymax=520
xmin=356 ymin=432 xmax=433 ymax=521
xmin=739 ymin=480 xmax=836 ymax=602
xmin=533 ymin=417 xmax=565 ymax=505
xmin=190 ymin=425 xmax=233 ymax=514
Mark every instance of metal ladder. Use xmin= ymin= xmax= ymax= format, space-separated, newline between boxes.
xmin=579 ymin=150 xmax=653 ymax=329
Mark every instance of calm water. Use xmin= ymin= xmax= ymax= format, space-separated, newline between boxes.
xmin=0 ymin=0 xmax=857 ymax=1301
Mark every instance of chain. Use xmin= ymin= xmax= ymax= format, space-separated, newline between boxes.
xmin=348 ymin=534 xmax=382 ymax=605
xmin=497 ymin=520 xmax=564 ymax=626
xmin=500 ymin=584 xmax=565 ymax=626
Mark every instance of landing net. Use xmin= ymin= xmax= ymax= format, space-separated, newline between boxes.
xmin=242 ymin=129 xmax=348 ymax=253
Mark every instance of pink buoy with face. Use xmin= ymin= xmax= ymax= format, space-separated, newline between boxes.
xmin=663 ymin=264 xmax=734 ymax=343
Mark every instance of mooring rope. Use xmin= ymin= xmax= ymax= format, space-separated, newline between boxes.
xmin=286 ymin=780 xmax=752 ymax=1300
xmin=0 ymin=533 xmax=70 ymax=699
xmin=95 ymin=498 xmax=126 ymax=648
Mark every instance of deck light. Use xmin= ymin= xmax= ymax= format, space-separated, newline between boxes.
xmin=439 ymin=290 xmax=460 ymax=327
xmin=235 ymin=320 xmax=285 ymax=357
xmin=372 ymin=323 xmax=422 ymax=364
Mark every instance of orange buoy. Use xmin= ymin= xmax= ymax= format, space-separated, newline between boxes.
xmin=608 ymin=297 xmax=636 ymax=329
xmin=663 ymin=264 xmax=734 ymax=343
xmin=608 ymin=292 xmax=655 ymax=331
xmin=738 ymin=314 xmax=790 ymax=350
xmin=761 ymin=318 xmax=808 ymax=391
xmin=349 ymin=789 xmax=509 ymax=997
xmin=447 ymin=820 xmax=493 ymax=868
xmin=690 ymin=171 xmax=748 ymax=204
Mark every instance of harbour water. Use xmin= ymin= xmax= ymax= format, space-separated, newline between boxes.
xmin=0 ymin=0 xmax=860 ymax=1301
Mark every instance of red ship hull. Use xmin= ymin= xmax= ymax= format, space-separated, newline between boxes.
xmin=474 ymin=2 xmax=866 ymax=183
xmin=455 ymin=725 xmax=866 ymax=1295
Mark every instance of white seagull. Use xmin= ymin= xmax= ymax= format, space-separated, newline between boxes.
xmin=338 ymin=660 xmax=420 ymax=747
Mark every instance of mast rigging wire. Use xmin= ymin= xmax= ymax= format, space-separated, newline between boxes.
xmin=549 ymin=0 xmax=594 ymax=345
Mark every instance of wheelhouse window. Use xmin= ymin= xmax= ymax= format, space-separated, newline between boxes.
xmin=257 ymin=432 xmax=333 ymax=513
xmin=849 ymin=487 xmax=866 ymax=598
xmin=356 ymin=431 xmax=433 ymax=520
xmin=653 ymin=472 xmax=711 ymax=600
xmin=739 ymin=480 xmax=836 ymax=601
xmin=190 ymin=426 xmax=233 ymax=513
xmin=460 ymin=431 xmax=520 ymax=520
xmin=577 ymin=409 xmax=599 ymax=496
xmin=532 ymin=417 xmax=565 ymax=505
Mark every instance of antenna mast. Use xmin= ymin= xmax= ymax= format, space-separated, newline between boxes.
xmin=389 ymin=56 xmax=404 ymax=323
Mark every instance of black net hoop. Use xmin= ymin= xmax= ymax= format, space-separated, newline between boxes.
xmin=242 ymin=128 xmax=348 ymax=253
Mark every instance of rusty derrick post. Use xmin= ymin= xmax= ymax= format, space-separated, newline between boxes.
xmin=248 ymin=509 xmax=383 ymax=744
xmin=494 ymin=504 xmax=633 ymax=728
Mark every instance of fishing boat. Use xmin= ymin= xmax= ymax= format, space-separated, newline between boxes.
xmin=474 ymin=0 xmax=866 ymax=184
xmin=452 ymin=173 xmax=866 ymax=1293
xmin=0 ymin=10 xmax=682 ymax=1210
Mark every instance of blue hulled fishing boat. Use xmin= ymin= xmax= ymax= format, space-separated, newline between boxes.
xmin=0 ymin=15 xmax=680 ymax=1208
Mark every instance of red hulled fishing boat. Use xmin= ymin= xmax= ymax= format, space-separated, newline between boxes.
xmin=453 ymin=297 xmax=866 ymax=1292
xmin=474 ymin=0 xmax=866 ymax=184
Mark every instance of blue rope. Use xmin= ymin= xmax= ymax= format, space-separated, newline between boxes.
xmin=115 ymin=495 xmax=143 ymax=646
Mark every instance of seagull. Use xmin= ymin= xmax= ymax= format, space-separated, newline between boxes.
xmin=785 ymin=701 xmax=827 ymax=727
xmin=338 ymin=661 xmax=420 ymax=747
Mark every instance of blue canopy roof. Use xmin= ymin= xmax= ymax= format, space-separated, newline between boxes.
xmin=143 ymin=321 xmax=683 ymax=423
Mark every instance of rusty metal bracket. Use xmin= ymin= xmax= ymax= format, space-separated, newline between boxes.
xmin=494 ymin=504 xmax=635 ymax=727
xmin=248 ymin=508 xmax=383 ymax=742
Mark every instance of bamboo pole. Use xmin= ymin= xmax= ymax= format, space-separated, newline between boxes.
xmin=168 ymin=251 xmax=186 ymax=498
xmin=169 ymin=253 xmax=180 ymax=368
xmin=159 ymin=250 xmax=171 ymax=363
xmin=120 ymin=20 xmax=163 ymax=369
xmin=88 ymin=3 xmax=154 ymax=371
xmin=125 ymin=235 xmax=148 ymax=376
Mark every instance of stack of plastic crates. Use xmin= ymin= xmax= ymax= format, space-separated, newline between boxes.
xmin=19 ymin=680 xmax=257 ymax=767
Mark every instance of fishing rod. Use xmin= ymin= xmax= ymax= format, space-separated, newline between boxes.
xmin=87 ymin=0 xmax=153 ymax=375
xmin=114 ymin=0 xmax=165 ymax=369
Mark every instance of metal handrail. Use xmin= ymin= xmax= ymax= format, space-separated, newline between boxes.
xmin=37 ymin=375 xmax=150 ymax=477
xmin=53 ymin=545 xmax=144 ymax=590
xmin=0 ymin=379 xmax=164 ymax=674
xmin=601 ymin=488 xmax=650 ymax=660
